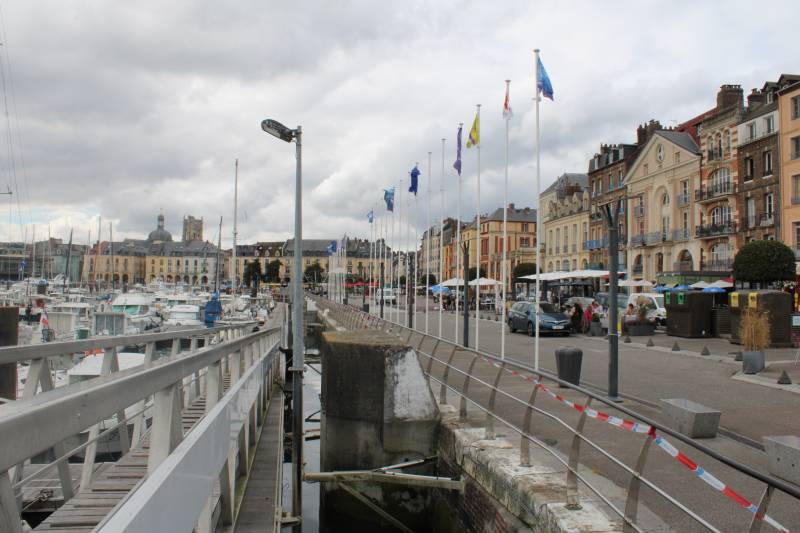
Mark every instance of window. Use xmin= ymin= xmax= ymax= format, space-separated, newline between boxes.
xmin=522 ymin=223 xmax=529 ymax=232
xmin=765 ymin=193 xmax=774 ymax=217
xmin=764 ymin=116 xmax=774 ymax=134
xmin=662 ymin=193 xmax=670 ymax=206
xmin=682 ymin=211 xmax=689 ymax=232
xmin=618 ymin=170 xmax=624 ymax=187
xmin=711 ymin=205 xmax=731 ymax=226
xmin=674 ymin=151 xmax=681 ymax=164
xmin=724 ymin=130 xmax=731 ymax=153
xmin=582 ymin=222 xmax=588 ymax=242
xmin=794 ymin=175 xmax=800 ymax=203
xmin=792 ymin=136 xmax=800 ymax=159
xmin=520 ymin=237 xmax=530 ymax=247
xmin=608 ymin=173 xmax=613 ymax=191
xmin=743 ymin=157 xmax=754 ymax=180
xmin=746 ymin=197 xmax=755 ymax=228
xmin=763 ymin=151 xmax=772 ymax=176
xmin=793 ymin=96 xmax=800 ymax=120
xmin=747 ymin=122 xmax=756 ymax=140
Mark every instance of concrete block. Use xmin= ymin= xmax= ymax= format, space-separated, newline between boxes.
xmin=764 ymin=436 xmax=800 ymax=485
xmin=660 ymin=398 xmax=721 ymax=439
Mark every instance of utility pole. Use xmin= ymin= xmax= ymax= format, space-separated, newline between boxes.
xmin=602 ymin=196 xmax=628 ymax=403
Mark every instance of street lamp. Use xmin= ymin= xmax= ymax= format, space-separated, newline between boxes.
xmin=600 ymin=193 xmax=641 ymax=403
xmin=261 ymin=117 xmax=303 ymax=526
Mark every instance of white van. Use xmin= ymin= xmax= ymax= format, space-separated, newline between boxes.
xmin=378 ymin=288 xmax=397 ymax=305
xmin=626 ymin=293 xmax=667 ymax=326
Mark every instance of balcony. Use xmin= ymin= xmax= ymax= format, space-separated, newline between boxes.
xmin=672 ymin=228 xmax=690 ymax=241
xmin=701 ymin=258 xmax=733 ymax=271
xmin=706 ymin=148 xmax=725 ymax=161
xmin=673 ymin=260 xmax=694 ymax=272
xmin=590 ymin=212 xmax=604 ymax=222
xmin=634 ymin=205 xmax=645 ymax=218
xmin=677 ymin=193 xmax=690 ymax=207
xmin=582 ymin=240 xmax=590 ymax=250
xmin=760 ymin=213 xmax=775 ymax=227
xmin=630 ymin=234 xmax=646 ymax=247
xmin=588 ymin=262 xmax=604 ymax=269
xmin=696 ymin=221 xmax=737 ymax=239
xmin=695 ymin=181 xmax=735 ymax=203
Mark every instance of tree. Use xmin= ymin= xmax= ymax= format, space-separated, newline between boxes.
xmin=264 ymin=259 xmax=282 ymax=283
xmin=304 ymin=261 xmax=324 ymax=284
xmin=732 ymin=240 xmax=795 ymax=285
xmin=242 ymin=260 xmax=262 ymax=296
xmin=420 ymin=274 xmax=437 ymax=286
xmin=467 ymin=266 xmax=487 ymax=281
xmin=513 ymin=262 xmax=538 ymax=279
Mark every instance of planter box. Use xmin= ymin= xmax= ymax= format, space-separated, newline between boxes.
xmin=742 ymin=351 xmax=765 ymax=374
xmin=627 ymin=324 xmax=655 ymax=336
xmin=661 ymin=398 xmax=721 ymax=439
xmin=764 ymin=436 xmax=800 ymax=485
xmin=589 ymin=322 xmax=603 ymax=336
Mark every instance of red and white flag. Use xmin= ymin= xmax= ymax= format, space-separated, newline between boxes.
xmin=502 ymin=81 xmax=513 ymax=119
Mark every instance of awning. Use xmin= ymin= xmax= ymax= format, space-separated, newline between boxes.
xmin=440 ymin=278 xmax=465 ymax=287
xmin=619 ymin=279 xmax=654 ymax=287
xmin=468 ymin=277 xmax=501 ymax=286
xmin=710 ymin=279 xmax=733 ymax=289
xmin=690 ymin=281 xmax=710 ymax=289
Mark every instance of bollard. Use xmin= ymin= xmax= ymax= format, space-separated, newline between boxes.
xmin=0 ymin=307 xmax=19 ymax=402
xmin=554 ymin=346 xmax=583 ymax=388
xmin=777 ymin=370 xmax=792 ymax=385
xmin=672 ymin=341 xmax=681 ymax=352
xmin=624 ymin=335 xmax=631 ymax=343
xmin=701 ymin=346 xmax=710 ymax=356
xmin=646 ymin=338 xmax=655 ymax=347
xmin=733 ymin=351 xmax=743 ymax=362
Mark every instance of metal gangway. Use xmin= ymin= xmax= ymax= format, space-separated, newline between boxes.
xmin=312 ymin=295 xmax=800 ymax=533
xmin=0 ymin=307 xmax=288 ymax=533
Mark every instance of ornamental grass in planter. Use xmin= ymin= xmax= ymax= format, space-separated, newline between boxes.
xmin=627 ymin=303 xmax=656 ymax=336
xmin=739 ymin=308 xmax=770 ymax=374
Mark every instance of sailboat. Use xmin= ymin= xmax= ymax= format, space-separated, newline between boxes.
xmin=220 ymin=159 xmax=252 ymax=324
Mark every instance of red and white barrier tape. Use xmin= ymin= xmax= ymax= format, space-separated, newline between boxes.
xmin=476 ymin=355 xmax=792 ymax=533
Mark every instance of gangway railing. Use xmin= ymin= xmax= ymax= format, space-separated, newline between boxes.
xmin=0 ymin=313 xmax=285 ymax=533
xmin=311 ymin=295 xmax=800 ymax=533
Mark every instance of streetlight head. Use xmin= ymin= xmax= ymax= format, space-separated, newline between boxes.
xmin=261 ymin=118 xmax=295 ymax=142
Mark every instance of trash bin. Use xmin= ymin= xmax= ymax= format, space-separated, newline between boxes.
xmin=730 ymin=290 xmax=792 ymax=347
xmin=362 ymin=303 xmax=369 ymax=313
xmin=555 ymin=346 xmax=583 ymax=388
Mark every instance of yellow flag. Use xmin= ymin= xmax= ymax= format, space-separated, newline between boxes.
xmin=466 ymin=111 xmax=480 ymax=148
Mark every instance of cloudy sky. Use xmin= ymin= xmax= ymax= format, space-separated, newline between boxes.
xmin=0 ymin=1 xmax=797 ymax=248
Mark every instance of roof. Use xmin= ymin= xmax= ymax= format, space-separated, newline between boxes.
xmin=541 ymin=173 xmax=588 ymax=197
xmin=483 ymin=206 xmax=537 ymax=223
xmin=652 ymin=130 xmax=700 ymax=155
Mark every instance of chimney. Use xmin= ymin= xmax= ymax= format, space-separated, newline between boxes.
xmin=508 ymin=203 xmax=515 ymax=211
xmin=747 ymin=88 xmax=765 ymax=111
xmin=716 ymin=84 xmax=743 ymax=110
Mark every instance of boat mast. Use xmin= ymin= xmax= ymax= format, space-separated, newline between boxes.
xmin=231 ymin=159 xmax=238 ymax=303
xmin=215 ymin=216 xmax=222 ymax=292
xmin=92 ymin=216 xmax=101 ymax=292
xmin=63 ymin=228 xmax=73 ymax=292
xmin=109 ymin=222 xmax=114 ymax=291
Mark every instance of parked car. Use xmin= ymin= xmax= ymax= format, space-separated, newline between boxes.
xmin=507 ymin=301 xmax=570 ymax=336
xmin=627 ymin=293 xmax=667 ymax=326
xmin=561 ymin=296 xmax=594 ymax=311
xmin=378 ymin=288 xmax=397 ymax=305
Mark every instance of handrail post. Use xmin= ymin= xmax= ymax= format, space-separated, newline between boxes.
xmin=485 ymin=363 xmax=505 ymax=439
xmin=131 ymin=341 xmax=156 ymax=445
xmin=520 ymin=382 xmax=540 ymax=466
xmin=747 ymin=485 xmax=774 ymax=533
xmin=439 ymin=345 xmax=458 ymax=404
xmin=147 ymin=381 xmax=183 ymax=474
xmin=623 ymin=430 xmax=654 ymax=532
xmin=0 ymin=470 xmax=22 ymax=533
xmin=424 ymin=339 xmax=440 ymax=385
xmin=565 ymin=396 xmax=592 ymax=510
xmin=459 ymin=354 xmax=480 ymax=420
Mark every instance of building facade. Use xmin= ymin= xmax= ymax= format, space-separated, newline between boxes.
xmin=542 ymin=187 xmax=590 ymax=273
xmin=695 ymin=85 xmax=744 ymax=273
xmin=778 ymin=76 xmax=800 ymax=254
xmin=480 ymin=205 xmax=538 ymax=288
xmin=182 ymin=215 xmax=203 ymax=242
xmin=624 ymin=130 xmax=702 ymax=280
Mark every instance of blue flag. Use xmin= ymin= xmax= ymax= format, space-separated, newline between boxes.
xmin=537 ymin=56 xmax=554 ymax=100
xmin=326 ymin=240 xmax=337 ymax=255
xmin=367 ymin=210 xmax=374 ymax=223
xmin=384 ymin=187 xmax=395 ymax=212
xmin=409 ymin=165 xmax=420 ymax=196
xmin=453 ymin=125 xmax=462 ymax=175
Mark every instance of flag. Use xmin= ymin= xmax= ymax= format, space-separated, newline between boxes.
xmin=40 ymin=308 xmax=49 ymax=328
xmin=537 ymin=56 xmax=554 ymax=100
xmin=503 ymin=82 xmax=513 ymax=119
xmin=409 ymin=165 xmax=420 ymax=196
xmin=453 ymin=125 xmax=462 ymax=175
xmin=384 ymin=187 xmax=395 ymax=212
xmin=326 ymin=240 xmax=337 ymax=255
xmin=367 ymin=210 xmax=374 ymax=223
xmin=466 ymin=111 xmax=480 ymax=148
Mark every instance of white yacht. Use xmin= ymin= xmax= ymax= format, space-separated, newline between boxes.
xmin=163 ymin=304 xmax=204 ymax=331
xmin=110 ymin=293 xmax=161 ymax=332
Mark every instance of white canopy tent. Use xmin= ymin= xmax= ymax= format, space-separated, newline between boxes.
xmin=690 ymin=280 xmax=710 ymax=289
xmin=440 ymin=278 xmax=465 ymax=287
xmin=519 ymin=269 xmax=624 ymax=281
xmin=468 ymin=277 xmax=502 ymax=287
xmin=619 ymin=279 xmax=653 ymax=288
xmin=709 ymin=279 xmax=733 ymax=289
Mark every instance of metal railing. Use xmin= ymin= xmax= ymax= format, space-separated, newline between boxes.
xmin=695 ymin=182 xmax=735 ymax=202
xmin=311 ymin=296 xmax=800 ymax=533
xmin=696 ymin=221 xmax=737 ymax=238
xmin=0 ymin=316 xmax=283 ymax=533
xmin=672 ymin=228 xmax=690 ymax=241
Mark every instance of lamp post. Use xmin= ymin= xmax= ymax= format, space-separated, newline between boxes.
xmin=261 ymin=118 xmax=304 ymax=527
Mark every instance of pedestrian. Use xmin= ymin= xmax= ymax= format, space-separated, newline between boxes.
xmin=24 ymin=304 xmax=32 ymax=324
xmin=571 ymin=303 xmax=583 ymax=332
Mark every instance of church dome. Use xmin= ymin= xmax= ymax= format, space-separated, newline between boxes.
xmin=148 ymin=214 xmax=173 ymax=243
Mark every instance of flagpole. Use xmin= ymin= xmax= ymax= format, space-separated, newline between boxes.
xmin=502 ymin=79 xmax=510 ymax=360
xmin=406 ymin=172 xmax=412 ymax=328
xmin=534 ymin=49 xmax=542 ymax=371
xmin=438 ymin=138 xmax=445 ymax=339
xmin=370 ymin=207 xmax=374 ymax=312
xmin=397 ymin=180 xmax=403 ymax=325
xmin=455 ymin=124 xmax=462 ymax=345
xmin=425 ymin=151 xmax=431 ymax=334
xmin=475 ymin=104 xmax=481 ymax=352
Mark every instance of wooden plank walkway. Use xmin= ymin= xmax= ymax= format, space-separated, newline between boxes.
xmin=232 ymin=388 xmax=284 ymax=533
xmin=32 ymin=380 xmax=223 ymax=532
